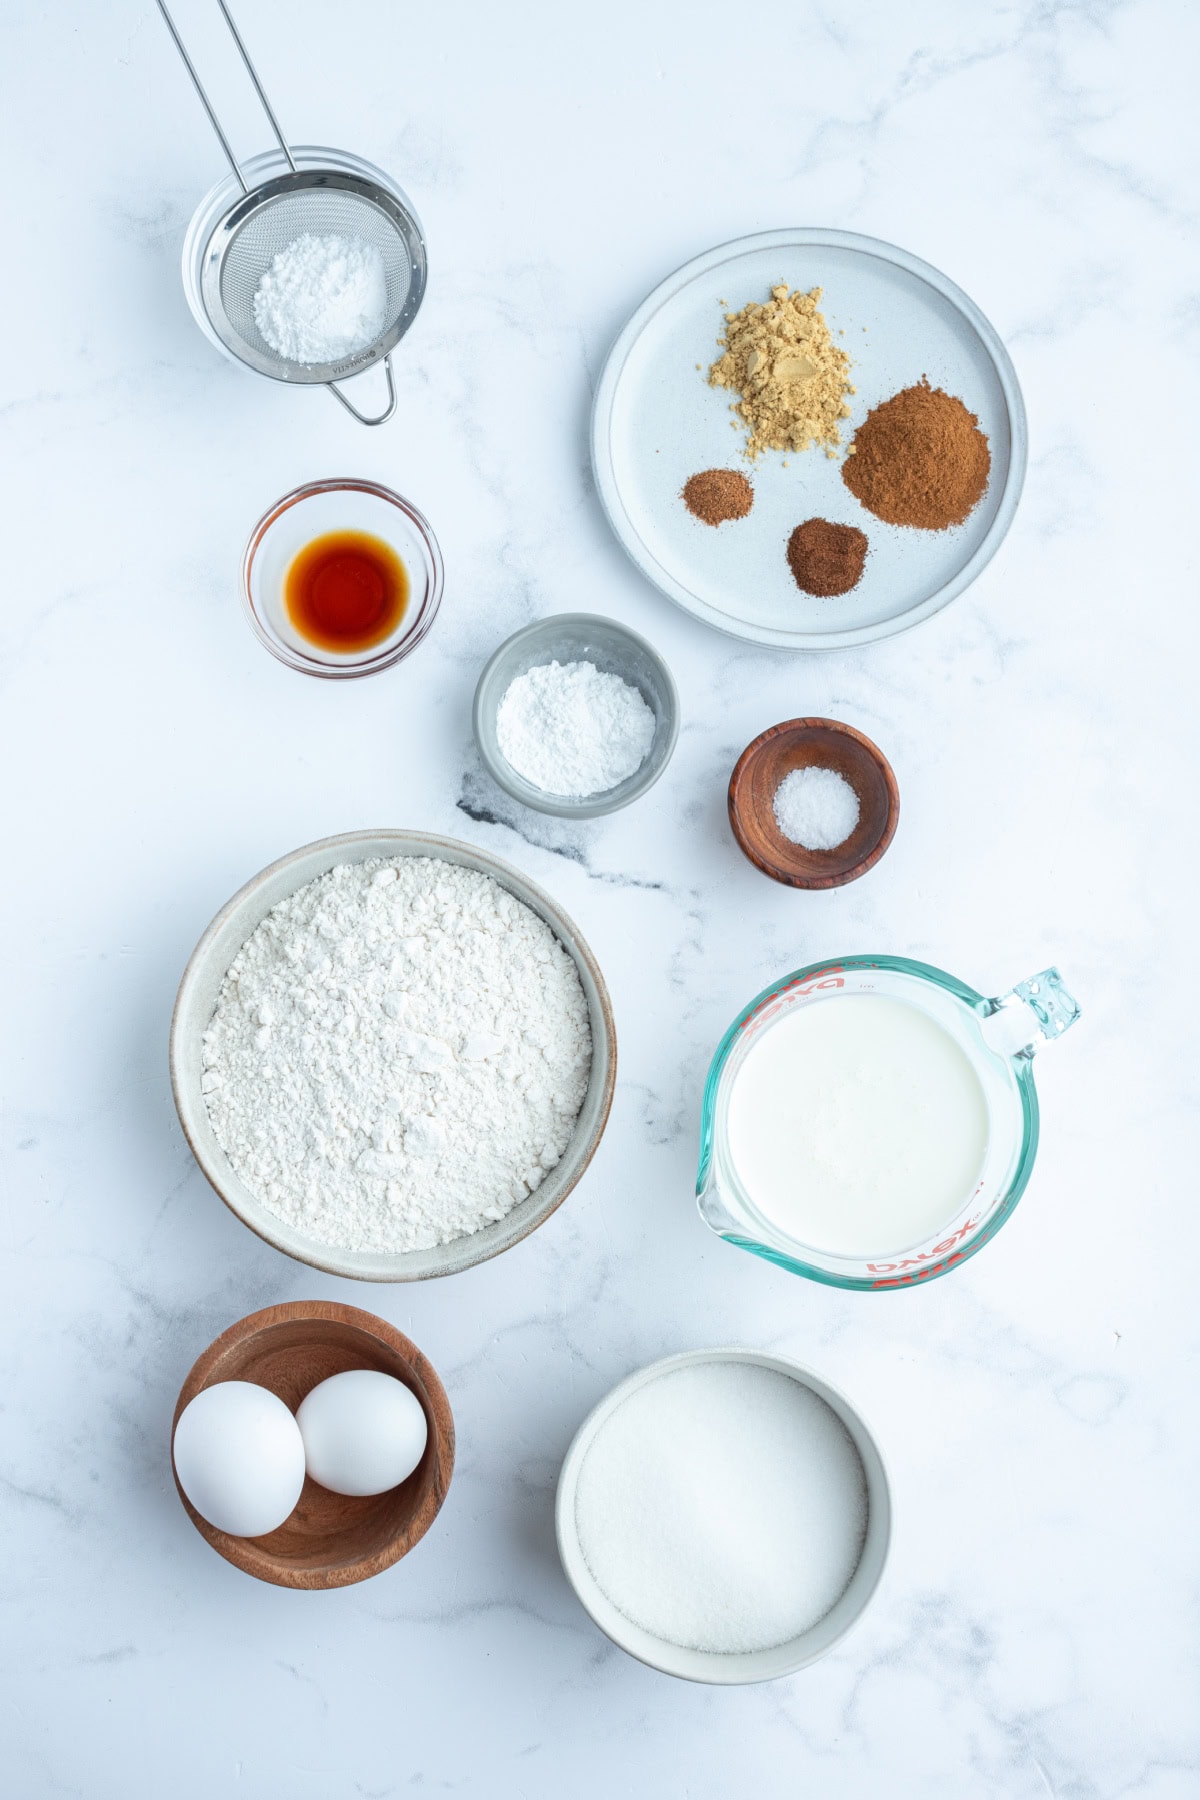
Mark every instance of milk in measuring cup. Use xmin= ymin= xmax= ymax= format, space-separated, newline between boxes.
xmin=726 ymin=995 xmax=988 ymax=1259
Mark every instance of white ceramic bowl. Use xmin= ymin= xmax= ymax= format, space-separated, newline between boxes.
xmin=170 ymin=831 xmax=616 ymax=1280
xmin=555 ymin=1348 xmax=891 ymax=1683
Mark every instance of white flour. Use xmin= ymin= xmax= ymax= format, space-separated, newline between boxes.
xmin=496 ymin=660 xmax=656 ymax=797
xmin=252 ymin=232 xmax=388 ymax=364
xmin=201 ymin=858 xmax=592 ymax=1253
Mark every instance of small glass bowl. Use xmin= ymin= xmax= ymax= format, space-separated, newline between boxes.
xmin=241 ymin=478 xmax=443 ymax=677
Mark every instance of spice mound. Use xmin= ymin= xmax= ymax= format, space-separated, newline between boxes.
xmin=574 ymin=1360 xmax=868 ymax=1654
xmin=708 ymin=285 xmax=853 ymax=460
xmin=681 ymin=468 xmax=753 ymax=526
xmin=253 ymin=232 xmax=388 ymax=365
xmin=201 ymin=857 xmax=592 ymax=1254
xmin=496 ymin=660 xmax=655 ymax=799
xmin=842 ymin=379 xmax=990 ymax=529
xmin=773 ymin=766 xmax=860 ymax=851
xmin=786 ymin=519 xmax=868 ymax=596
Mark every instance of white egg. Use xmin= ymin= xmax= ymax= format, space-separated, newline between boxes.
xmin=173 ymin=1380 xmax=306 ymax=1538
xmin=296 ymin=1369 xmax=429 ymax=1497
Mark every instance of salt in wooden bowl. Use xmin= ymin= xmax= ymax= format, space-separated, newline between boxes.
xmin=728 ymin=718 xmax=899 ymax=889
xmin=171 ymin=1300 xmax=454 ymax=1589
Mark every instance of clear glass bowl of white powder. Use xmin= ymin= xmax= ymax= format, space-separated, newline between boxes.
xmin=472 ymin=614 xmax=679 ymax=817
xmin=181 ymin=146 xmax=426 ymax=387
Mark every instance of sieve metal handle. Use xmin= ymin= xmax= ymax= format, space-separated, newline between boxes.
xmin=326 ymin=355 xmax=398 ymax=427
xmin=155 ymin=0 xmax=297 ymax=193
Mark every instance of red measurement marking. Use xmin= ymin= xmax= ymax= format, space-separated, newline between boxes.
xmin=741 ymin=968 xmax=846 ymax=1036
xmin=866 ymin=1216 xmax=981 ymax=1276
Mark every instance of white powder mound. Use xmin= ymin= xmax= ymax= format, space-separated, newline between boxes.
xmin=496 ymin=660 xmax=656 ymax=798
xmin=575 ymin=1362 xmax=868 ymax=1654
xmin=773 ymin=765 xmax=860 ymax=851
xmin=252 ymin=232 xmax=388 ymax=364
xmin=201 ymin=858 xmax=592 ymax=1254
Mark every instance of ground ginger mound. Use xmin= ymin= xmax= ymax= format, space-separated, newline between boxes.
xmin=708 ymin=284 xmax=854 ymax=459
xmin=842 ymin=379 xmax=990 ymax=529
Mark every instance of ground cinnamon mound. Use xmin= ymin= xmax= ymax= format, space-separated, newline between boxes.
xmin=786 ymin=519 xmax=868 ymax=596
xmin=682 ymin=468 xmax=753 ymax=525
xmin=842 ymin=379 xmax=990 ymax=529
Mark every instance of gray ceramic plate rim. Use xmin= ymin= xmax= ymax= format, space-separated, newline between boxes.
xmin=555 ymin=1347 xmax=892 ymax=1684
xmin=590 ymin=227 xmax=1028 ymax=651
xmin=471 ymin=613 xmax=680 ymax=818
xmin=169 ymin=829 xmax=616 ymax=1281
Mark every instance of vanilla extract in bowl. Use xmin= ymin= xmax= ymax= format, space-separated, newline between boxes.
xmin=285 ymin=529 xmax=409 ymax=653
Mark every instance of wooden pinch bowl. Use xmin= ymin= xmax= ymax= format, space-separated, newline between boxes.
xmin=171 ymin=1300 xmax=454 ymax=1589
xmin=728 ymin=718 xmax=899 ymax=889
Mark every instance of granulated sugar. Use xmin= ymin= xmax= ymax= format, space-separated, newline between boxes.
xmin=574 ymin=1360 xmax=868 ymax=1654
xmin=773 ymin=765 xmax=860 ymax=850
xmin=201 ymin=857 xmax=591 ymax=1253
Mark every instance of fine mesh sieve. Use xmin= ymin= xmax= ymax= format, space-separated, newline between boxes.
xmin=199 ymin=170 xmax=424 ymax=405
xmin=157 ymin=0 xmax=425 ymax=425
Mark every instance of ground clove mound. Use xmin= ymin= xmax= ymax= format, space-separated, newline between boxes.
xmin=682 ymin=468 xmax=754 ymax=525
xmin=708 ymin=285 xmax=853 ymax=459
xmin=786 ymin=519 xmax=869 ymax=596
xmin=841 ymin=379 xmax=990 ymax=529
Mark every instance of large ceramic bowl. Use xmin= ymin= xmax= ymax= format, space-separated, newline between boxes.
xmin=170 ymin=831 xmax=616 ymax=1280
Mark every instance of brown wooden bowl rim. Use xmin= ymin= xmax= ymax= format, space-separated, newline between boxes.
xmin=728 ymin=717 xmax=900 ymax=890
xmin=171 ymin=1299 xmax=455 ymax=1589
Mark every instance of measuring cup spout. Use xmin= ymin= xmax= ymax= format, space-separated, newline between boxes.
xmin=983 ymin=967 xmax=1081 ymax=1058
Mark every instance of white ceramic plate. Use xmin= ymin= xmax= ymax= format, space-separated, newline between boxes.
xmin=591 ymin=229 xmax=1027 ymax=650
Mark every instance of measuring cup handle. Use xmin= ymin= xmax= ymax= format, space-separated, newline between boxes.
xmin=984 ymin=967 xmax=1081 ymax=1057
xmin=325 ymin=356 xmax=397 ymax=427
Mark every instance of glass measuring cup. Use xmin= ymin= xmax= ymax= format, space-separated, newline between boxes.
xmin=697 ymin=956 xmax=1079 ymax=1291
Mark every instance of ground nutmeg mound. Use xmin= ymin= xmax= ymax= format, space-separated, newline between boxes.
xmin=842 ymin=379 xmax=990 ymax=529
xmin=786 ymin=519 xmax=869 ymax=596
xmin=682 ymin=468 xmax=754 ymax=525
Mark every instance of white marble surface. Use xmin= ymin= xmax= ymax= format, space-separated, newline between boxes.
xmin=2 ymin=1 xmax=1197 ymax=1794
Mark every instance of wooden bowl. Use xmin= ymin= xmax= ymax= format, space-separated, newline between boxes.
xmin=171 ymin=1301 xmax=454 ymax=1589
xmin=728 ymin=718 xmax=899 ymax=889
